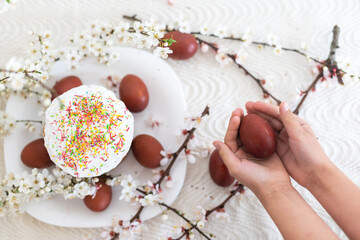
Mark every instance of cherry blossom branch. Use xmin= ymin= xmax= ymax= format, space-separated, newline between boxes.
xmin=0 ymin=68 xmax=59 ymax=98
xmin=174 ymin=183 xmax=244 ymax=240
xmin=293 ymin=72 xmax=323 ymax=115
xmin=156 ymin=106 xmax=210 ymax=186
xmin=196 ymin=37 xmax=282 ymax=105
xmin=129 ymin=206 xmax=144 ymax=222
xmin=122 ymin=14 xmax=281 ymax=104
xmin=159 ymin=202 xmax=211 ymax=240
xmin=110 ymin=106 xmax=210 ymax=240
xmin=293 ymin=25 xmax=342 ymax=114
xmin=123 ymin=14 xmax=323 ymax=64
xmin=205 ymin=183 xmax=244 ymax=218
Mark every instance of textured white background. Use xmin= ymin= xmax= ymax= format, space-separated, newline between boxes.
xmin=1 ymin=0 xmax=360 ymax=239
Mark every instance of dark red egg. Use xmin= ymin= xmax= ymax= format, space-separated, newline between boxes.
xmin=239 ymin=114 xmax=277 ymax=159
xmin=84 ymin=181 xmax=112 ymax=212
xmin=131 ymin=134 xmax=164 ymax=168
xmin=21 ymin=138 xmax=54 ymax=168
xmin=209 ymin=150 xmax=235 ymax=187
xmin=52 ymin=75 xmax=82 ymax=100
xmin=163 ymin=31 xmax=198 ymax=60
xmin=119 ymin=74 xmax=149 ymax=113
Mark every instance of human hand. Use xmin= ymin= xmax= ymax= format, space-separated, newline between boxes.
xmin=213 ymin=108 xmax=291 ymax=196
xmin=245 ymin=101 xmax=330 ymax=188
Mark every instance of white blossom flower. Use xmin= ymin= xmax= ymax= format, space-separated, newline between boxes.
xmin=267 ymin=33 xmax=279 ymax=46
xmin=144 ymin=114 xmax=160 ymax=129
xmin=199 ymin=25 xmax=210 ymax=35
xmin=178 ymin=21 xmax=190 ymax=33
xmin=214 ymin=27 xmax=227 ymax=38
xmin=119 ymin=188 xmax=136 ymax=202
xmin=200 ymin=43 xmax=209 ymax=53
xmin=160 ymin=150 xmax=171 ymax=166
xmin=197 ymin=221 xmax=205 ymax=228
xmin=106 ymin=176 xmax=122 ymax=186
xmin=153 ymin=47 xmax=173 ymax=58
xmin=166 ymin=177 xmax=174 ymax=188
xmin=66 ymin=49 xmax=82 ymax=68
xmin=162 ymin=213 xmax=168 ymax=221
xmin=120 ymin=175 xmax=138 ymax=191
xmin=242 ymin=28 xmax=253 ymax=47
xmin=114 ymin=22 xmax=130 ymax=37
xmin=139 ymin=193 xmax=162 ymax=206
xmin=9 ymin=72 xmax=25 ymax=91
xmin=214 ymin=210 xmax=229 ymax=222
xmin=179 ymin=150 xmax=197 ymax=164
xmin=273 ymin=44 xmax=282 ymax=56
xmin=301 ymin=41 xmax=309 ymax=51
xmin=0 ymin=0 xmax=17 ymax=14
xmin=73 ymin=181 xmax=93 ymax=199
xmin=215 ymin=52 xmax=232 ymax=68
xmin=235 ymin=48 xmax=249 ymax=64
xmin=0 ymin=111 xmax=16 ymax=136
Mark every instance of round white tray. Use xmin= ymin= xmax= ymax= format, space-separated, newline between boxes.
xmin=4 ymin=47 xmax=187 ymax=228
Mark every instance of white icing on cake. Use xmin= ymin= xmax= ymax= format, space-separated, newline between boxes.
xmin=44 ymin=85 xmax=134 ymax=177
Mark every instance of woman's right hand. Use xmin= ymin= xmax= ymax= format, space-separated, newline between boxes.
xmin=245 ymin=101 xmax=331 ymax=189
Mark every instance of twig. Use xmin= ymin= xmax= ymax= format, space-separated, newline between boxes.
xmin=156 ymin=106 xmax=210 ymax=186
xmin=172 ymin=184 xmax=244 ymax=240
xmin=111 ymin=106 xmax=210 ymax=240
xmin=293 ymin=25 xmax=342 ymax=114
xmin=123 ymin=14 xmax=142 ymax=22
xmin=205 ymin=184 xmax=244 ymax=217
xmin=196 ymin=37 xmax=282 ymax=105
xmin=325 ymin=25 xmax=343 ymax=85
xmin=293 ymin=72 xmax=323 ymax=115
xmin=0 ymin=68 xmax=59 ymax=98
xmin=0 ymin=76 xmax=10 ymax=82
xmin=159 ymin=202 xmax=211 ymax=240
xmin=110 ymin=206 xmax=145 ymax=240
xmin=122 ymin=14 xmax=325 ymax=65
xmin=16 ymin=120 xmax=42 ymax=124
xmin=188 ymin=31 xmax=321 ymax=64
xmin=130 ymin=206 xmax=144 ymax=222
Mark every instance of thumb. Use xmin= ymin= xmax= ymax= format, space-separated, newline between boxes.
xmin=279 ymin=102 xmax=303 ymax=140
xmin=213 ymin=141 xmax=241 ymax=176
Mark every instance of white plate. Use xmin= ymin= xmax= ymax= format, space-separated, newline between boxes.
xmin=4 ymin=47 xmax=187 ymax=228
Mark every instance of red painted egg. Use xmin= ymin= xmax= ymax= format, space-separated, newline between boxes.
xmin=163 ymin=31 xmax=198 ymax=60
xmin=21 ymin=138 xmax=54 ymax=168
xmin=239 ymin=114 xmax=277 ymax=159
xmin=131 ymin=134 xmax=164 ymax=168
xmin=52 ymin=76 xmax=82 ymax=100
xmin=119 ymin=74 xmax=149 ymax=113
xmin=84 ymin=181 xmax=112 ymax=212
xmin=209 ymin=150 xmax=235 ymax=187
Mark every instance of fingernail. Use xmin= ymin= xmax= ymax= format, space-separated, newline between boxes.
xmin=283 ymin=102 xmax=290 ymax=111
xmin=213 ymin=141 xmax=219 ymax=149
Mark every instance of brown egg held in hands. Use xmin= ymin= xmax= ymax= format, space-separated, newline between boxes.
xmin=51 ymin=76 xmax=82 ymax=100
xmin=84 ymin=181 xmax=112 ymax=212
xmin=119 ymin=74 xmax=149 ymax=113
xmin=209 ymin=150 xmax=235 ymax=187
xmin=132 ymin=134 xmax=164 ymax=168
xmin=163 ymin=31 xmax=198 ymax=60
xmin=21 ymin=138 xmax=54 ymax=168
xmin=239 ymin=114 xmax=277 ymax=159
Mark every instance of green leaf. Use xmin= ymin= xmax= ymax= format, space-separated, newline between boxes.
xmin=163 ymin=38 xmax=177 ymax=46
xmin=6 ymin=0 xmax=10 ymax=3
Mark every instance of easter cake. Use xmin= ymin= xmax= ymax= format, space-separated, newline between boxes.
xmin=44 ymin=85 xmax=134 ymax=177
